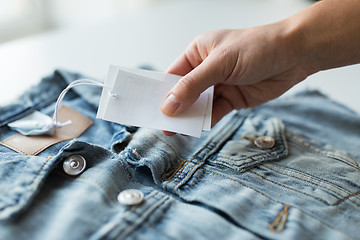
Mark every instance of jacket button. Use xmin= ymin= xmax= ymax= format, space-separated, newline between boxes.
xmin=117 ymin=189 xmax=144 ymax=206
xmin=254 ymin=136 xmax=275 ymax=149
xmin=63 ymin=155 xmax=87 ymax=176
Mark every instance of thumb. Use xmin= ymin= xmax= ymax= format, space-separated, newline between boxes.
xmin=160 ymin=55 xmax=222 ymax=116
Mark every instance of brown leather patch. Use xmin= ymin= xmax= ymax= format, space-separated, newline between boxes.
xmin=1 ymin=106 xmax=92 ymax=155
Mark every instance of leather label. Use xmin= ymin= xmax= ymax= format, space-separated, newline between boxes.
xmin=1 ymin=106 xmax=93 ymax=155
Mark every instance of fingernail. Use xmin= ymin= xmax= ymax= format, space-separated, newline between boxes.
xmin=161 ymin=93 xmax=181 ymax=116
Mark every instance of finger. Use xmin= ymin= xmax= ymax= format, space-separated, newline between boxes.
xmin=161 ymin=130 xmax=177 ymax=136
xmin=161 ymin=53 xmax=224 ymax=116
xmin=166 ymin=53 xmax=195 ymax=76
xmin=214 ymin=85 xmax=248 ymax=109
xmin=211 ymin=97 xmax=234 ymax=127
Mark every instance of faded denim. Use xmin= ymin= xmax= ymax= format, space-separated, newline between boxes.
xmin=0 ymin=70 xmax=359 ymax=240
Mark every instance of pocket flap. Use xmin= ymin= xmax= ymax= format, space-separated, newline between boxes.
xmin=208 ymin=113 xmax=288 ymax=172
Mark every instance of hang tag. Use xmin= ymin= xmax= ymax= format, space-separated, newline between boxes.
xmin=8 ymin=111 xmax=54 ymax=136
xmin=97 ymin=66 xmax=213 ymax=138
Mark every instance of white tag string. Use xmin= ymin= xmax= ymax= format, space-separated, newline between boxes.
xmin=53 ymin=79 xmax=116 ymax=128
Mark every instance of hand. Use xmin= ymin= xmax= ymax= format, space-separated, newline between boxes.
xmin=161 ymin=0 xmax=360 ymax=136
xmin=160 ymin=24 xmax=309 ymax=135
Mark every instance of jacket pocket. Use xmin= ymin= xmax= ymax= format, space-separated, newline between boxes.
xmin=207 ymin=112 xmax=288 ymax=172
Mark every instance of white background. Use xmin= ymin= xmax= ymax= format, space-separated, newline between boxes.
xmin=0 ymin=0 xmax=359 ymax=113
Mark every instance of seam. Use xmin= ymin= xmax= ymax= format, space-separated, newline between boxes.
xmin=161 ymin=160 xmax=186 ymax=181
xmin=0 ymin=156 xmax=53 ymax=211
xmin=123 ymin=196 xmax=175 ymax=240
xmin=164 ymin=111 xmax=250 ymax=191
xmin=268 ymin=163 xmax=357 ymax=197
xmin=171 ymin=157 xmax=203 ymax=193
xmin=248 ymin=170 xmax=331 ymax=205
xmin=203 ymin=163 xmax=353 ymax=238
xmin=334 ymin=192 xmax=360 ymax=206
xmin=287 ymin=135 xmax=359 ymax=169
xmin=210 ymin=122 xmax=282 ymax=163
xmin=163 ymin=139 xmax=212 ymax=190
xmin=29 ymin=156 xmax=53 ymax=186
xmin=263 ymin=164 xmax=360 ymax=204
xmin=205 ymin=168 xmax=284 ymax=203
xmin=100 ymin=191 xmax=161 ymax=236
xmin=207 ymin=121 xmax=285 ymax=171
xmin=0 ymin=141 xmax=28 ymax=155
xmin=120 ymin=194 xmax=170 ymax=239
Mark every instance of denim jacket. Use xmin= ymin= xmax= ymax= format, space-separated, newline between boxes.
xmin=0 ymin=70 xmax=359 ymax=239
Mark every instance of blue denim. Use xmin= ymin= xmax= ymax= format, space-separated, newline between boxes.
xmin=0 ymin=70 xmax=359 ymax=240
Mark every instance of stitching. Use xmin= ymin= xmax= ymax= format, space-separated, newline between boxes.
xmin=0 ymin=156 xmax=53 ymax=211
xmin=171 ymin=158 xmax=202 ymax=193
xmin=137 ymin=133 xmax=187 ymax=183
xmin=32 ymin=139 xmax=70 ymax=155
xmin=28 ymin=156 xmax=53 ymax=186
xmin=263 ymin=164 xmax=360 ymax=204
xmin=334 ymin=192 xmax=360 ymax=206
xmin=287 ymin=134 xmax=359 ymax=169
xmin=165 ymin=112 xmax=250 ymax=191
xmin=268 ymin=163 xmax=356 ymax=196
xmin=248 ymin=170 xmax=330 ymax=205
xmin=161 ymin=160 xmax=186 ymax=181
xmin=168 ymin=124 xmax=237 ymax=192
xmin=211 ymin=149 xmax=279 ymax=164
xmin=204 ymin=169 xmax=284 ymax=203
xmin=0 ymin=141 xmax=28 ymax=155
xmin=100 ymin=191 xmax=160 ymax=236
xmin=163 ymin=139 xmax=212 ymax=190
xmin=207 ymin=121 xmax=284 ymax=171
xmin=120 ymin=194 xmax=170 ymax=239
xmin=119 ymin=191 xmax=161 ymax=221
xmin=203 ymin=157 xmax=354 ymax=237
xmin=129 ymin=148 xmax=141 ymax=159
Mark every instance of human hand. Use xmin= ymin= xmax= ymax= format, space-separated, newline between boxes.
xmin=160 ymin=23 xmax=311 ymax=136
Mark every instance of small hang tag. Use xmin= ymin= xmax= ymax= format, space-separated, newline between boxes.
xmin=8 ymin=111 xmax=55 ymax=136
xmin=97 ymin=66 xmax=213 ymax=138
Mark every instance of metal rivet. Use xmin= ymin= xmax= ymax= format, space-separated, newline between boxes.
xmin=63 ymin=155 xmax=87 ymax=176
xmin=254 ymin=136 xmax=275 ymax=149
xmin=117 ymin=189 xmax=144 ymax=206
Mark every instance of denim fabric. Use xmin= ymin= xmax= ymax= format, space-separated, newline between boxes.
xmin=0 ymin=70 xmax=359 ymax=240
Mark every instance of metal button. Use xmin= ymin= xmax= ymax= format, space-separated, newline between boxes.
xmin=63 ymin=155 xmax=87 ymax=176
xmin=254 ymin=136 xmax=275 ymax=149
xmin=117 ymin=189 xmax=144 ymax=206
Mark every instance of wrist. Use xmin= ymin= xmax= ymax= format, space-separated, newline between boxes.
xmin=285 ymin=0 xmax=360 ymax=74
xmin=281 ymin=23 xmax=318 ymax=79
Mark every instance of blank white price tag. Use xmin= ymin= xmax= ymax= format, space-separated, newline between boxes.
xmin=97 ymin=66 xmax=213 ymax=138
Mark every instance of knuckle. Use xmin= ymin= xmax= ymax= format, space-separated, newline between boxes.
xmin=176 ymin=74 xmax=200 ymax=99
